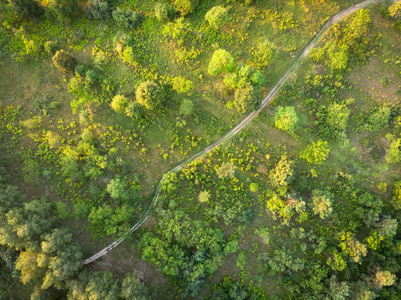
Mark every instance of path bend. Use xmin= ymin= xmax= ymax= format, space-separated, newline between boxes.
xmin=83 ymin=0 xmax=380 ymax=265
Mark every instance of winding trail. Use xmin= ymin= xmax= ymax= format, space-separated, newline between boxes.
xmin=83 ymin=0 xmax=380 ymax=265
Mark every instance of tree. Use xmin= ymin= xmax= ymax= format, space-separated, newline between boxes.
xmin=389 ymin=1 xmax=401 ymax=18
xmin=48 ymin=0 xmax=79 ymax=18
xmin=155 ymin=3 xmax=174 ymax=22
xmin=327 ymin=103 xmax=350 ymax=133
xmin=15 ymin=250 xmax=44 ymax=284
xmin=366 ymin=105 xmax=391 ymax=131
xmin=39 ymin=228 xmax=83 ymax=289
xmin=250 ymin=183 xmax=259 ymax=192
xmin=198 ymin=190 xmax=211 ymax=203
xmin=85 ymin=271 xmax=121 ymax=299
xmin=326 ymin=251 xmax=347 ymax=271
xmin=375 ymin=271 xmax=396 ymax=288
xmin=110 ymin=94 xmax=129 ymax=113
xmin=0 ymin=183 xmax=25 ymax=216
xmin=377 ymin=216 xmax=398 ymax=238
xmin=179 ymin=99 xmax=194 ymax=116
xmin=136 ymin=81 xmax=164 ymax=110
xmin=269 ymin=155 xmax=294 ymax=188
xmin=311 ymin=190 xmax=333 ymax=219
xmin=233 ymin=83 xmax=259 ymax=114
xmin=84 ymin=0 xmax=111 ymax=20
xmin=125 ymin=101 xmax=143 ymax=119
xmin=205 ymin=6 xmax=229 ymax=29
xmin=113 ymin=8 xmax=143 ymax=30
xmin=224 ymin=63 xmax=265 ymax=90
xmin=275 ymin=106 xmax=298 ymax=134
xmin=251 ymin=40 xmax=276 ymax=69
xmin=339 ymin=232 xmax=367 ymax=263
xmin=8 ymin=0 xmax=44 ymax=19
xmin=216 ymin=162 xmax=235 ymax=179
xmin=120 ymin=273 xmax=149 ymax=300
xmin=208 ymin=49 xmax=234 ymax=76
xmin=329 ymin=276 xmax=350 ymax=300
xmin=300 ymin=140 xmax=330 ymax=165
xmin=391 ymin=181 xmax=401 ymax=210
xmin=174 ymin=0 xmax=198 ymax=16
xmin=52 ymin=50 xmax=77 ymax=73
xmin=385 ymin=133 xmax=401 ymax=164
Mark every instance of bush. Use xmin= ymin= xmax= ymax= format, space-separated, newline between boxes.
xmin=8 ymin=0 xmax=44 ymax=19
xmin=205 ymin=6 xmax=229 ymax=29
xmin=208 ymin=49 xmax=234 ymax=76
xmin=84 ymin=0 xmax=111 ymax=20
xmin=52 ymin=50 xmax=77 ymax=73
xmin=233 ymin=83 xmax=259 ymax=114
xmin=275 ymin=106 xmax=298 ymax=134
xmin=155 ymin=3 xmax=174 ymax=22
xmin=113 ymin=8 xmax=143 ymax=30
xmin=136 ymin=81 xmax=165 ymax=110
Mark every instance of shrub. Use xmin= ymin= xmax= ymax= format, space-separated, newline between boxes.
xmin=208 ymin=49 xmax=234 ymax=76
xmin=205 ymin=6 xmax=229 ymax=29
xmin=52 ymin=50 xmax=77 ymax=73
xmin=20 ymin=116 xmax=42 ymax=130
xmin=9 ymin=0 xmax=44 ymax=19
xmin=250 ymin=183 xmax=259 ymax=192
xmin=136 ymin=81 xmax=165 ymax=110
xmin=110 ymin=95 xmax=129 ymax=113
xmin=155 ymin=3 xmax=174 ymax=22
xmin=275 ymin=106 xmax=298 ymax=134
xmin=251 ymin=40 xmax=276 ymax=69
xmin=179 ymin=99 xmax=194 ymax=116
xmin=233 ymin=83 xmax=259 ymax=114
xmin=84 ymin=0 xmax=111 ymax=20
xmin=113 ymin=8 xmax=143 ymax=30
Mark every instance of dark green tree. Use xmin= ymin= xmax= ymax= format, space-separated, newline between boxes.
xmin=120 ymin=273 xmax=149 ymax=300
xmin=8 ymin=0 xmax=44 ymax=19
xmin=233 ymin=83 xmax=259 ymax=114
xmin=52 ymin=50 xmax=77 ymax=73
xmin=136 ymin=81 xmax=165 ymax=110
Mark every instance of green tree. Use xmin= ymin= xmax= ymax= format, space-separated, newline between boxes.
xmin=364 ymin=105 xmax=391 ymax=132
xmin=39 ymin=228 xmax=83 ymax=289
xmin=84 ymin=0 xmax=111 ymax=20
xmin=85 ymin=271 xmax=121 ymax=299
xmin=120 ymin=273 xmax=149 ymax=300
xmin=326 ymin=103 xmax=350 ymax=134
xmin=329 ymin=276 xmax=350 ymax=300
xmin=326 ymin=251 xmax=347 ymax=271
xmin=110 ymin=94 xmax=129 ymax=113
xmin=391 ymin=181 xmax=401 ymax=210
xmin=205 ymin=6 xmax=229 ymax=29
xmin=343 ymin=9 xmax=371 ymax=43
xmin=311 ymin=190 xmax=333 ymax=219
xmin=179 ymin=99 xmax=194 ymax=116
xmin=269 ymin=155 xmax=294 ymax=188
xmin=48 ymin=0 xmax=79 ymax=18
xmin=233 ymin=83 xmax=259 ymax=114
xmin=275 ymin=106 xmax=298 ymax=134
xmin=136 ymin=81 xmax=164 ymax=110
xmin=377 ymin=216 xmax=398 ymax=238
xmin=224 ymin=63 xmax=265 ymax=90
xmin=216 ymin=162 xmax=235 ymax=179
xmin=385 ymin=133 xmax=401 ymax=164
xmin=251 ymin=40 xmax=276 ymax=69
xmin=0 ymin=184 xmax=25 ymax=216
xmin=15 ymin=250 xmax=44 ymax=285
xmin=174 ymin=0 xmax=198 ymax=16
xmin=52 ymin=50 xmax=77 ymax=73
xmin=250 ymin=183 xmax=259 ymax=192
xmin=208 ymin=49 xmax=234 ymax=76
xmin=300 ymin=140 xmax=330 ymax=164
xmin=113 ymin=8 xmax=143 ymax=30
xmin=155 ymin=3 xmax=174 ymax=22
xmin=124 ymin=101 xmax=143 ymax=119
xmin=8 ymin=0 xmax=44 ymax=19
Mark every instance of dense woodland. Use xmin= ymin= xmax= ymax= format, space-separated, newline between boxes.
xmin=1 ymin=0 xmax=401 ymax=298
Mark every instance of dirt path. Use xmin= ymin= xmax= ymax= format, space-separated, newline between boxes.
xmin=83 ymin=0 xmax=381 ymax=265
